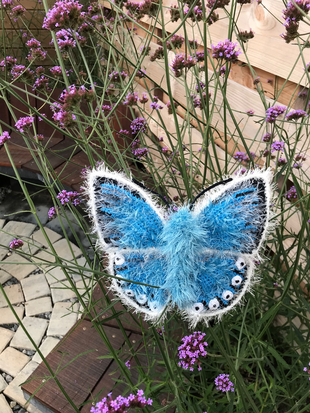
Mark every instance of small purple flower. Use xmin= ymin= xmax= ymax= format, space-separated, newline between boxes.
xmin=284 ymin=186 xmax=297 ymax=200
xmin=123 ymin=92 xmax=139 ymax=106
xmin=42 ymin=0 xmax=85 ymax=31
xmin=215 ymin=373 xmax=235 ymax=392
xmin=0 ymin=131 xmax=10 ymax=145
xmin=9 ymin=239 xmax=24 ymax=250
xmin=265 ymin=105 xmax=287 ymax=123
xmin=125 ymin=360 xmax=131 ymax=369
xmin=90 ymin=389 xmax=152 ymax=413
xmin=48 ymin=206 xmax=59 ymax=219
xmin=15 ymin=116 xmax=35 ymax=133
xmin=262 ymin=133 xmax=272 ymax=142
xmin=246 ymin=109 xmax=255 ymax=116
xmin=233 ymin=151 xmax=256 ymax=162
xmin=211 ymin=39 xmax=241 ymax=63
xmin=303 ymin=362 xmax=310 ymax=380
xmin=285 ymin=109 xmax=308 ymax=121
xmin=178 ymin=331 xmax=208 ymax=371
xmin=271 ymin=140 xmax=285 ymax=153
xmin=130 ymin=117 xmax=147 ymax=135
xmin=277 ymin=157 xmax=287 ymax=166
xmin=162 ymin=146 xmax=169 ymax=153
xmin=57 ymin=190 xmax=80 ymax=206
xmin=150 ymin=101 xmax=163 ymax=110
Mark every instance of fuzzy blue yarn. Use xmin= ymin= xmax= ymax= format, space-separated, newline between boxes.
xmin=99 ymin=183 xmax=163 ymax=249
xmin=96 ymin=177 xmax=265 ymax=311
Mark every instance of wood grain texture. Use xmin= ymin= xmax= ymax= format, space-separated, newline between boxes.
xmin=22 ymin=320 xmax=126 ymax=413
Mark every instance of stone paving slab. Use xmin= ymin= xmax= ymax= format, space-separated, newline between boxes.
xmin=71 ymin=256 xmax=93 ymax=283
xmin=4 ymin=361 xmax=41 ymax=413
xmin=31 ymin=250 xmax=56 ymax=268
xmin=32 ymin=337 xmax=60 ymax=364
xmin=0 ymin=254 xmax=37 ymax=281
xmin=0 ymin=269 xmax=12 ymax=284
xmin=47 ymin=302 xmax=79 ymax=337
xmin=3 ymin=222 xmax=37 ymax=239
xmin=0 ymin=305 xmax=24 ymax=325
xmin=21 ymin=274 xmax=50 ymax=302
xmin=10 ymin=317 xmax=48 ymax=351
xmin=0 ymin=219 xmax=5 ymax=229
xmin=21 ymin=238 xmax=42 ymax=256
xmin=0 ymin=284 xmax=24 ymax=308
xmin=0 ymin=374 xmax=7 ymax=392
xmin=0 ymin=327 xmax=14 ymax=353
xmin=32 ymin=228 xmax=62 ymax=249
xmin=44 ymin=265 xmax=67 ymax=285
xmin=50 ymin=279 xmax=77 ymax=303
xmin=25 ymin=297 xmax=52 ymax=317
xmin=52 ymin=238 xmax=82 ymax=260
xmin=0 ymin=394 xmax=13 ymax=413
xmin=0 ymin=347 xmax=30 ymax=377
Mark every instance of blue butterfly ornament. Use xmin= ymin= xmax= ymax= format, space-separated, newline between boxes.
xmin=84 ymin=166 xmax=274 ymax=327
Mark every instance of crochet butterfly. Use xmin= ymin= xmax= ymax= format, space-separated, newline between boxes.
xmin=85 ymin=166 xmax=273 ymax=326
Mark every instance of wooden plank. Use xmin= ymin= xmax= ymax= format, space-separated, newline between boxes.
xmin=85 ymin=281 xmax=149 ymax=334
xmin=21 ymin=138 xmax=81 ymax=174
xmin=22 ymin=320 xmax=127 ymax=413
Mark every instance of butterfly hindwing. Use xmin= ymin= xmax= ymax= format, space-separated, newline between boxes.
xmin=109 ymin=249 xmax=168 ymax=319
xmin=183 ymin=252 xmax=254 ymax=325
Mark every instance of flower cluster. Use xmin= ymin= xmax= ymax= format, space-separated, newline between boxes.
xmin=43 ymin=0 xmax=85 ymax=30
xmin=11 ymin=5 xmax=26 ymax=19
xmin=150 ymin=46 xmax=164 ymax=62
xmin=265 ymin=105 xmax=287 ymax=123
xmin=178 ymin=331 xmax=208 ymax=371
xmin=33 ymin=76 xmax=50 ymax=93
xmin=303 ymin=362 xmax=310 ymax=380
xmin=211 ymin=40 xmax=241 ymax=63
xmin=59 ymin=85 xmax=94 ymax=111
xmin=15 ymin=116 xmax=34 ymax=133
xmin=167 ymin=34 xmax=184 ymax=50
xmin=281 ymin=0 xmax=310 ymax=43
xmin=130 ymin=117 xmax=148 ymax=134
xmin=284 ymin=185 xmax=298 ymax=200
xmin=48 ymin=206 xmax=59 ymax=220
xmin=9 ymin=239 xmax=24 ymax=250
xmin=270 ymin=140 xmax=285 ymax=153
xmin=166 ymin=100 xmax=179 ymax=114
xmin=207 ymin=0 xmax=230 ymax=9
xmin=285 ymin=109 xmax=308 ymax=121
xmin=90 ymin=390 xmax=153 ymax=413
xmin=125 ymin=360 xmax=131 ymax=369
xmin=50 ymin=102 xmax=76 ymax=128
xmin=215 ymin=374 xmax=235 ymax=392
xmin=109 ymin=70 xmax=127 ymax=82
xmin=123 ymin=92 xmax=139 ymax=106
xmin=0 ymin=56 xmax=17 ymax=70
xmin=0 ymin=131 xmax=10 ymax=145
xmin=262 ymin=133 xmax=272 ymax=142
xmin=57 ymin=190 xmax=80 ymax=206
xmin=50 ymin=66 xmax=70 ymax=77
xmin=233 ymin=151 xmax=256 ymax=162
xmin=170 ymin=53 xmax=197 ymax=77
xmin=237 ymin=29 xmax=255 ymax=43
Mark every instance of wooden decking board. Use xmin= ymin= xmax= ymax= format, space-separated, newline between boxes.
xmin=84 ymin=281 xmax=149 ymax=334
xmin=22 ymin=319 xmax=127 ymax=413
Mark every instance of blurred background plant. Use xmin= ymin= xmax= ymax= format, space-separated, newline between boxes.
xmin=0 ymin=0 xmax=310 ymax=412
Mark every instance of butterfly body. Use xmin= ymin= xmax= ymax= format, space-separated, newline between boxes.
xmin=85 ymin=166 xmax=273 ymax=326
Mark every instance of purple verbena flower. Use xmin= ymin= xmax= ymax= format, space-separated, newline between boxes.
xmin=178 ymin=331 xmax=208 ymax=371
xmin=48 ymin=206 xmax=59 ymax=219
xmin=277 ymin=157 xmax=287 ymax=166
xmin=271 ymin=140 xmax=285 ymax=152
xmin=9 ymin=239 xmax=24 ymax=250
xmin=285 ymin=109 xmax=308 ymax=121
xmin=42 ymin=0 xmax=85 ymax=31
xmin=15 ymin=116 xmax=34 ymax=132
xmin=246 ymin=109 xmax=255 ymax=116
xmin=262 ymin=133 xmax=272 ymax=142
xmin=125 ymin=360 xmax=131 ymax=369
xmin=215 ymin=373 xmax=235 ymax=392
xmin=130 ymin=117 xmax=147 ymax=134
xmin=303 ymin=362 xmax=310 ymax=380
xmin=284 ymin=185 xmax=297 ymax=200
xmin=123 ymin=92 xmax=139 ymax=106
xmin=57 ymin=190 xmax=80 ymax=206
xmin=265 ymin=105 xmax=287 ymax=123
xmin=90 ymin=389 xmax=152 ymax=413
xmin=0 ymin=131 xmax=10 ymax=145
xmin=211 ymin=39 xmax=241 ymax=62
xmin=233 ymin=151 xmax=256 ymax=162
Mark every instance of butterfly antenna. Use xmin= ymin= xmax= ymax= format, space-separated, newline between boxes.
xmin=132 ymin=178 xmax=171 ymax=208
xmin=189 ymin=178 xmax=233 ymax=210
